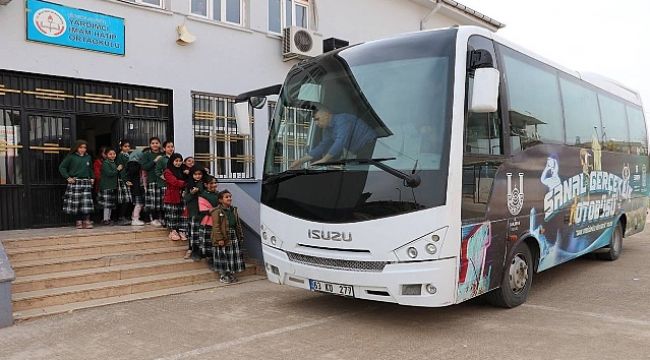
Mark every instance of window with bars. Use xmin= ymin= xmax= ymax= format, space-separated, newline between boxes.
xmin=190 ymin=0 xmax=244 ymax=25
xmin=192 ymin=93 xmax=254 ymax=180
xmin=0 ymin=109 xmax=22 ymax=185
xmin=268 ymin=0 xmax=309 ymax=33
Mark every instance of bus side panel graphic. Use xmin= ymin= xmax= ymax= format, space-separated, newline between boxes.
xmin=458 ymin=222 xmax=493 ymax=302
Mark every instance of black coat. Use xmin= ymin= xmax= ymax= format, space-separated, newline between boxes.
xmin=125 ymin=161 xmax=144 ymax=196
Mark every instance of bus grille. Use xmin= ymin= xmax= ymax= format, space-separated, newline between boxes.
xmin=286 ymin=252 xmax=388 ymax=272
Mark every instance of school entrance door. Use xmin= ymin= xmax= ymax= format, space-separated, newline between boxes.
xmin=0 ymin=70 xmax=172 ymax=230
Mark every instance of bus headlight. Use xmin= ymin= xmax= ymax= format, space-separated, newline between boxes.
xmin=260 ymin=223 xmax=283 ymax=249
xmin=393 ymin=227 xmax=448 ymax=262
xmin=407 ymin=247 xmax=418 ymax=258
xmin=425 ymin=243 xmax=437 ymax=255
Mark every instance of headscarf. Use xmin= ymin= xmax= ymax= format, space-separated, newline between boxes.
xmin=166 ymin=153 xmax=184 ymax=180
xmin=186 ymin=165 xmax=207 ymax=190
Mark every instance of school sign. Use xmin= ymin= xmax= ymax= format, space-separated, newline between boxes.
xmin=26 ymin=0 xmax=125 ymax=56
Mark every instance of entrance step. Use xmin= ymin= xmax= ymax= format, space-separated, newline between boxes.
xmin=12 ymin=275 xmax=266 ymax=321
xmin=1 ymin=226 xmax=260 ymax=321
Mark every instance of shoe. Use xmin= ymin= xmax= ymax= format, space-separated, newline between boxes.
xmin=131 ymin=219 xmax=145 ymax=226
xmin=83 ymin=220 xmax=94 ymax=229
xmin=228 ymin=274 xmax=238 ymax=283
xmin=151 ymin=219 xmax=162 ymax=227
xmin=120 ymin=219 xmax=132 ymax=226
xmin=219 ymin=274 xmax=231 ymax=284
xmin=75 ymin=221 xmax=83 ymax=229
xmin=184 ymin=249 xmax=192 ymax=259
xmin=169 ymin=230 xmax=181 ymax=241
xmin=102 ymin=220 xmax=111 ymax=226
xmin=179 ymin=232 xmax=188 ymax=241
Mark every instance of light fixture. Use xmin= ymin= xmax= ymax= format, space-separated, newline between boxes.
xmin=262 ymin=232 xmax=268 ymax=240
xmin=176 ymin=24 xmax=196 ymax=46
xmin=425 ymin=284 xmax=437 ymax=294
xmin=271 ymin=236 xmax=277 ymax=246
xmin=425 ymin=243 xmax=437 ymax=255
xmin=407 ymin=247 xmax=418 ymax=259
xmin=431 ymin=234 xmax=440 ymax=242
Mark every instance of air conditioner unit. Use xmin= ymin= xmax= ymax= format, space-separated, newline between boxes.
xmin=282 ymin=27 xmax=323 ymax=61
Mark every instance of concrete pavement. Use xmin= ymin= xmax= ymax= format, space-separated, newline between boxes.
xmin=1 ymin=231 xmax=649 ymax=360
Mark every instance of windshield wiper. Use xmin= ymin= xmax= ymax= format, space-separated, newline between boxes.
xmin=263 ymin=169 xmax=342 ymax=186
xmin=312 ymin=158 xmax=421 ymax=188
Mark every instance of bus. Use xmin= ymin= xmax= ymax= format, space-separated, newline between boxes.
xmin=235 ymin=26 xmax=649 ymax=308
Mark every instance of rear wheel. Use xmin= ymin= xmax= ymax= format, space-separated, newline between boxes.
xmin=486 ymin=242 xmax=533 ymax=308
xmin=598 ymin=222 xmax=623 ymax=261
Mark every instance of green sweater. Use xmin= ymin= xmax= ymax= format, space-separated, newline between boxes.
xmin=100 ymin=160 xmax=119 ymax=191
xmin=154 ymin=155 xmax=171 ymax=187
xmin=183 ymin=182 xmax=205 ymax=218
xmin=116 ymin=152 xmax=130 ymax=180
xmin=141 ymin=150 xmax=162 ymax=184
xmin=199 ymin=190 xmax=219 ymax=215
xmin=59 ymin=153 xmax=93 ymax=179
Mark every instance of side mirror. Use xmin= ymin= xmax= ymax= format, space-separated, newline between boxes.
xmin=234 ymin=102 xmax=252 ymax=134
xmin=470 ymin=68 xmax=500 ymax=113
xmin=249 ymin=96 xmax=267 ymax=109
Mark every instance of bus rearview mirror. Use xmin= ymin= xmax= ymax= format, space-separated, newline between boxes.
xmin=249 ymin=96 xmax=267 ymax=109
xmin=470 ymin=68 xmax=500 ymax=113
xmin=234 ymin=102 xmax=252 ymax=134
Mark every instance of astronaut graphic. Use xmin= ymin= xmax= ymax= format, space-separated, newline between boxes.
xmin=541 ymin=156 xmax=561 ymax=191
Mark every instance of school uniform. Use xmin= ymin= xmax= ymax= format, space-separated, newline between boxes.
xmin=210 ymin=205 xmax=246 ymax=275
xmin=59 ymin=152 xmax=95 ymax=216
xmin=98 ymin=159 xmax=118 ymax=210
xmin=125 ymin=160 xmax=144 ymax=206
xmin=184 ymin=182 xmax=204 ymax=258
xmin=162 ymin=168 xmax=186 ymax=231
xmin=142 ymin=150 xmax=165 ymax=212
xmin=198 ymin=190 xmax=219 ymax=259
xmin=116 ymin=152 xmax=132 ymax=204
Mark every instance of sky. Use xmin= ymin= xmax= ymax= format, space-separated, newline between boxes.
xmin=458 ymin=0 xmax=650 ymax=117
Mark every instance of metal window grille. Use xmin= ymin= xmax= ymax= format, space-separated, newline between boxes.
xmin=192 ymin=93 xmax=254 ymax=180
xmin=0 ymin=109 xmax=22 ymax=185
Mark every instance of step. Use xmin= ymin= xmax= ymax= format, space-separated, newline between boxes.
xmin=7 ymin=237 xmax=178 ymax=262
xmin=12 ymin=258 xmax=207 ymax=293
xmin=13 ymin=275 xmax=266 ymax=321
xmin=1 ymin=227 xmax=168 ymax=249
xmin=11 ymin=246 xmax=189 ymax=277
xmin=12 ymin=269 xmax=218 ymax=311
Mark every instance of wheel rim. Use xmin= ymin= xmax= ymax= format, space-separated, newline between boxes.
xmin=509 ymin=254 xmax=529 ymax=294
xmin=612 ymin=227 xmax=622 ymax=255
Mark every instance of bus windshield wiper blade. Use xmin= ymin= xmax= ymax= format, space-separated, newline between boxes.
xmin=313 ymin=158 xmax=421 ymax=188
xmin=263 ymin=169 xmax=342 ymax=185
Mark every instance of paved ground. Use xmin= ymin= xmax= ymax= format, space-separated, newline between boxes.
xmin=1 ymin=230 xmax=650 ymax=360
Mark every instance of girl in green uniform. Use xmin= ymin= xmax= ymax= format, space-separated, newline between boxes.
xmin=59 ymin=140 xmax=95 ymax=229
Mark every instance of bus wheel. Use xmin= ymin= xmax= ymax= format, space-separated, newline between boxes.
xmin=486 ymin=242 xmax=533 ymax=308
xmin=598 ymin=222 xmax=623 ymax=261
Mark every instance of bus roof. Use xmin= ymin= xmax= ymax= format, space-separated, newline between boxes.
xmin=456 ymin=26 xmax=644 ymax=107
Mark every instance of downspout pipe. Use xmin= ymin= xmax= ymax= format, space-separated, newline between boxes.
xmin=420 ymin=0 xmax=442 ymax=30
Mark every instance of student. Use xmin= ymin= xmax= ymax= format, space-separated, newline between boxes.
xmin=126 ymin=149 xmax=147 ymax=226
xmin=59 ymin=140 xmax=95 ymax=229
xmin=153 ymin=140 xmax=175 ymax=226
xmin=183 ymin=166 xmax=206 ymax=260
xmin=142 ymin=137 xmax=164 ymax=226
xmin=210 ymin=190 xmax=246 ymax=283
xmin=93 ymin=146 xmax=107 ymax=193
xmin=163 ymin=153 xmax=187 ymax=241
xmin=115 ymin=139 xmax=132 ymax=226
xmin=98 ymin=148 xmax=119 ymax=225
xmin=198 ymin=176 xmax=219 ymax=262
xmin=182 ymin=156 xmax=195 ymax=179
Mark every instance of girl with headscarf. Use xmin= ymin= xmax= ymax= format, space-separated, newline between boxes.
xmin=163 ymin=153 xmax=187 ymax=241
xmin=183 ymin=165 xmax=207 ymax=260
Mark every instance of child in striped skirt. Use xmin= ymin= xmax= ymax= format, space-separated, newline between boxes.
xmin=59 ymin=140 xmax=95 ymax=229
xmin=198 ymin=176 xmax=219 ymax=262
xmin=210 ymin=190 xmax=246 ymax=283
xmin=163 ymin=153 xmax=187 ymax=241
xmin=142 ymin=137 xmax=164 ymax=226
xmin=183 ymin=166 xmax=207 ymax=260
xmin=116 ymin=139 xmax=132 ymax=225
xmin=98 ymin=148 xmax=119 ymax=225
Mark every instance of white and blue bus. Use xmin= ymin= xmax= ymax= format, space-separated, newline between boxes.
xmin=236 ymin=26 xmax=648 ymax=307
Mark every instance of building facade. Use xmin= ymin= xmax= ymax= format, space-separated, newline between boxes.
xmin=0 ymin=0 xmax=501 ymax=255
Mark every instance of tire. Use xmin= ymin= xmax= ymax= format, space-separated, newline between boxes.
xmin=486 ymin=242 xmax=534 ymax=308
xmin=598 ymin=222 xmax=623 ymax=261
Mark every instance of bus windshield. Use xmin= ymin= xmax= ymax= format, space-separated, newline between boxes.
xmin=262 ymin=29 xmax=457 ymax=223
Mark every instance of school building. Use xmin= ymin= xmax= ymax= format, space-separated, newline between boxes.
xmin=0 ymin=0 xmax=502 ymax=251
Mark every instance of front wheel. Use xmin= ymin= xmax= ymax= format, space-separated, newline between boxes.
xmin=486 ymin=242 xmax=534 ymax=308
xmin=598 ymin=222 xmax=623 ymax=261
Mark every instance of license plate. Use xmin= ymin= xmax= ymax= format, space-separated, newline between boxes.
xmin=309 ymin=280 xmax=354 ymax=298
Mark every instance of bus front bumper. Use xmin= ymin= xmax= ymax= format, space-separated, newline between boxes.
xmin=262 ymin=245 xmax=458 ymax=307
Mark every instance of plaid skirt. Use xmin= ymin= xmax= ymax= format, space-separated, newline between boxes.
xmin=117 ymin=179 xmax=132 ymax=204
xmin=97 ymin=189 xmax=117 ymax=209
xmin=198 ymin=225 xmax=214 ymax=258
xmin=163 ymin=203 xmax=185 ymax=230
xmin=145 ymin=183 xmax=165 ymax=212
xmin=213 ymin=229 xmax=246 ymax=274
xmin=62 ymin=179 xmax=94 ymax=215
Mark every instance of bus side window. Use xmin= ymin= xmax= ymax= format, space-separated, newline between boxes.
xmin=462 ymin=36 xmax=504 ymax=223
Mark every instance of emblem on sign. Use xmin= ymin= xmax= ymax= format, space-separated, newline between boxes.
xmin=507 ymin=172 xmax=524 ymax=216
xmin=33 ymin=8 xmax=67 ymax=38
